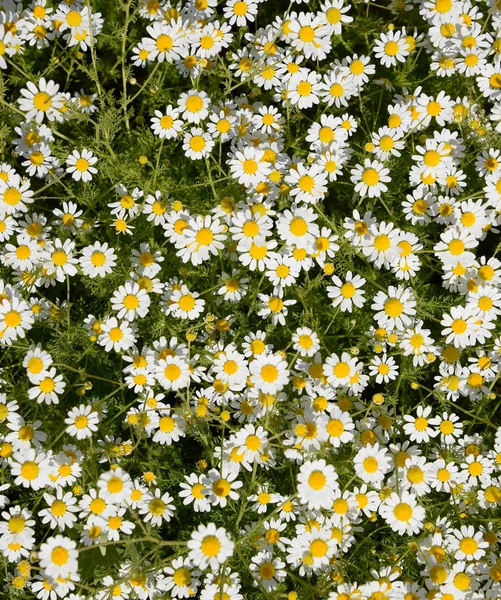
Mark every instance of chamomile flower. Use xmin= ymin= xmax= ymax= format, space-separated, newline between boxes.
xmin=18 ymin=78 xmax=63 ymax=124
xmin=403 ymin=406 xmax=437 ymax=443
xmin=152 ymin=409 xmax=186 ymax=445
xmin=111 ymin=281 xmax=151 ymax=321
xmin=176 ymin=215 xmax=226 ymax=266
xmin=379 ymin=491 xmax=425 ymax=535
xmin=187 ymin=523 xmax=234 ymax=570
xmin=166 ymin=285 xmax=206 ymax=320
xmin=374 ymin=30 xmax=410 ymax=67
xmin=371 ymin=286 xmax=416 ymax=331
xmin=292 ymin=327 xmax=320 ymax=357
xmin=138 ymin=489 xmax=175 ymax=526
xmin=327 ymin=272 xmax=366 ymax=312
xmin=183 ymin=128 xmax=215 ymax=160
xmin=39 ymin=490 xmax=79 ymax=531
xmin=297 ymin=459 xmax=339 ymax=510
xmin=38 ymin=535 xmax=78 ymax=579
xmin=353 ymin=443 xmax=392 ymax=488
xmin=249 ymin=352 xmax=289 ymax=394
xmin=98 ymin=318 xmax=136 ymax=353
xmin=151 ymin=105 xmax=183 ymax=139
xmin=249 ymin=550 xmax=286 ymax=591
xmin=162 ymin=557 xmax=201 ymax=599
xmin=27 ymin=368 xmax=66 ymax=405
xmin=79 ymin=242 xmax=117 ymax=278
xmin=350 ymin=159 xmax=391 ymax=198
xmin=65 ymin=149 xmax=98 ymax=182
xmin=65 ymin=405 xmax=100 ymax=440
xmin=97 ymin=468 xmax=133 ymax=504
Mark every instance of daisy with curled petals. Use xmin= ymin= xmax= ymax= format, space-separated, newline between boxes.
xmin=65 ymin=149 xmax=98 ymax=182
xmin=187 ymin=523 xmax=234 ymax=570
xmin=371 ymin=286 xmax=416 ymax=331
xmin=379 ymin=491 xmax=425 ymax=535
xmin=297 ymin=458 xmax=339 ymax=510
xmin=327 ymin=271 xmax=366 ymax=312
xmin=176 ymin=215 xmax=226 ymax=266
xmin=18 ymin=78 xmax=63 ymax=124
xmin=350 ymin=158 xmax=391 ymax=198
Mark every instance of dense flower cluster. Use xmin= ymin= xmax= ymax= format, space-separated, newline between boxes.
xmin=1 ymin=0 xmax=501 ymax=599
